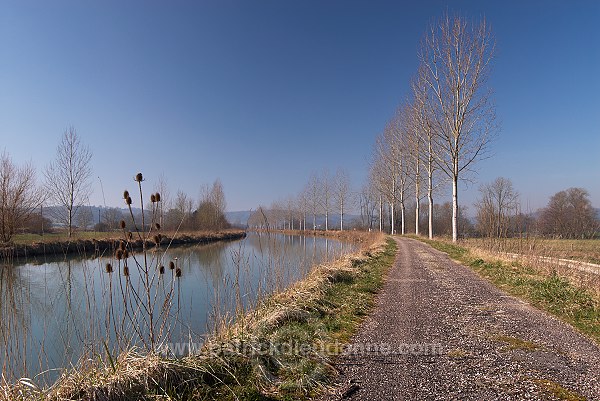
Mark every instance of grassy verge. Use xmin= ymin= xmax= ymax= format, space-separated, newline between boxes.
xmin=6 ymin=235 xmax=396 ymax=400
xmin=414 ymin=237 xmax=600 ymax=345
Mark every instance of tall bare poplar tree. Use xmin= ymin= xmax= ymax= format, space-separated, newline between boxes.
xmin=320 ymin=170 xmax=332 ymax=231
xmin=411 ymin=70 xmax=441 ymax=239
xmin=306 ymin=174 xmax=321 ymax=230
xmin=419 ymin=15 xmax=497 ymax=242
xmin=333 ymin=168 xmax=350 ymax=231
xmin=45 ymin=127 xmax=93 ymax=237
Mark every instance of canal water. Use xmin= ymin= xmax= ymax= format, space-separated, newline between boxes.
xmin=0 ymin=232 xmax=358 ymax=383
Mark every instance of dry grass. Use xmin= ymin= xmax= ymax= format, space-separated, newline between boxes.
xmin=461 ymin=237 xmax=600 ymax=265
xmin=1 ymin=233 xmax=391 ymax=401
xmin=464 ymin=245 xmax=600 ymax=299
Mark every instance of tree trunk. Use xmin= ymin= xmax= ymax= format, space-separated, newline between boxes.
xmin=452 ymin=175 xmax=459 ymax=242
xmin=379 ymin=196 xmax=383 ymax=232
xmin=340 ymin=199 xmax=344 ymax=231
xmin=401 ymin=201 xmax=405 ymax=235
xmin=428 ymin=186 xmax=433 ymax=239
xmin=391 ymin=202 xmax=395 ymax=235
xmin=415 ymin=166 xmax=420 ymax=236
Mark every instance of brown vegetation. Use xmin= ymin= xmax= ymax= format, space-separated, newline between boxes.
xmin=0 ymin=230 xmax=246 ymax=259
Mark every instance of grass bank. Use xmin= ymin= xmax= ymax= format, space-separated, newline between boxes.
xmin=4 ymin=233 xmax=395 ymax=400
xmin=1 ymin=229 xmax=246 ymax=259
xmin=414 ymin=237 xmax=600 ymax=345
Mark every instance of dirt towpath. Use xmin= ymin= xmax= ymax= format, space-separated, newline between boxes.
xmin=325 ymin=237 xmax=600 ymax=400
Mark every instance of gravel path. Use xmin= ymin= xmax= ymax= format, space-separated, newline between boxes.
xmin=325 ymin=237 xmax=600 ymax=400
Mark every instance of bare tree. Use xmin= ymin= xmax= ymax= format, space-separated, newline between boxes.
xmin=372 ymin=113 xmax=411 ymax=235
xmin=475 ymin=177 xmax=519 ymax=239
xmin=154 ymin=173 xmax=170 ymax=228
xmin=357 ymin=179 xmax=378 ymax=231
xmin=76 ymin=206 xmax=94 ymax=231
xmin=419 ymin=14 xmax=497 ymax=242
xmin=411 ymin=69 xmax=441 ymax=239
xmin=538 ymin=188 xmax=598 ymax=239
xmin=319 ymin=170 xmax=332 ymax=231
xmin=166 ymin=190 xmax=194 ymax=230
xmin=0 ymin=152 xmax=44 ymax=242
xmin=333 ymin=168 xmax=351 ymax=231
xmin=199 ymin=178 xmax=229 ymax=230
xmin=296 ymin=189 xmax=309 ymax=231
xmin=45 ymin=126 xmax=93 ymax=237
xmin=306 ymin=173 xmax=321 ymax=230
xmin=372 ymin=131 xmax=399 ymax=234
xmin=103 ymin=207 xmax=124 ymax=231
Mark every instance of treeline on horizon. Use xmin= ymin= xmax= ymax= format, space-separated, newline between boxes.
xmin=247 ymin=170 xmax=599 ymax=240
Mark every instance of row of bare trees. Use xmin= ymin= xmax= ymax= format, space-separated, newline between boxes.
xmin=369 ymin=14 xmax=497 ymax=242
xmin=248 ymin=169 xmax=351 ymax=232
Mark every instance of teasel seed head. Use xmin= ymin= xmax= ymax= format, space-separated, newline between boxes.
xmin=159 ymin=265 xmax=165 ymax=274
xmin=175 ymin=267 xmax=182 ymax=278
xmin=123 ymin=249 xmax=129 ymax=258
xmin=127 ymin=231 xmax=133 ymax=240
xmin=135 ymin=172 xmax=143 ymax=182
xmin=153 ymin=234 xmax=161 ymax=244
xmin=150 ymin=194 xmax=156 ymax=203
xmin=169 ymin=261 xmax=175 ymax=270
xmin=105 ymin=263 xmax=113 ymax=273
xmin=155 ymin=192 xmax=161 ymax=202
xmin=120 ymin=220 xmax=126 ymax=229
xmin=115 ymin=249 xmax=123 ymax=260
xmin=126 ymin=196 xmax=132 ymax=205
xmin=119 ymin=241 xmax=126 ymax=251
xmin=123 ymin=266 xmax=130 ymax=277
xmin=123 ymin=190 xmax=129 ymax=199
xmin=155 ymin=223 xmax=161 ymax=230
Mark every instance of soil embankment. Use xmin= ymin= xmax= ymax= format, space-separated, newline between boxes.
xmin=1 ymin=230 xmax=246 ymax=260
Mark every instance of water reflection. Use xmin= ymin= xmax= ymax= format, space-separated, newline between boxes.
xmin=0 ymin=233 xmax=358 ymax=383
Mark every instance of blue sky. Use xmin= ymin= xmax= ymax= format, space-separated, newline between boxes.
xmin=1 ymin=0 xmax=598 ymax=213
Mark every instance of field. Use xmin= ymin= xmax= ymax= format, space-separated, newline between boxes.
xmin=11 ymin=231 xmax=121 ymax=245
xmin=459 ymin=237 xmax=600 ymax=265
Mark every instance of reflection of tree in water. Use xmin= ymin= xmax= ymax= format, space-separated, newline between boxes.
xmin=0 ymin=265 xmax=31 ymax=380
xmin=166 ymin=242 xmax=229 ymax=286
xmin=0 ymin=257 xmax=108 ymax=383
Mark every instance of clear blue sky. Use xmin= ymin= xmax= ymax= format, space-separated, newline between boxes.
xmin=1 ymin=0 xmax=598 ymax=213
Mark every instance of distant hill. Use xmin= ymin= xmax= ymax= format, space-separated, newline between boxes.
xmin=225 ymin=211 xmax=253 ymax=227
